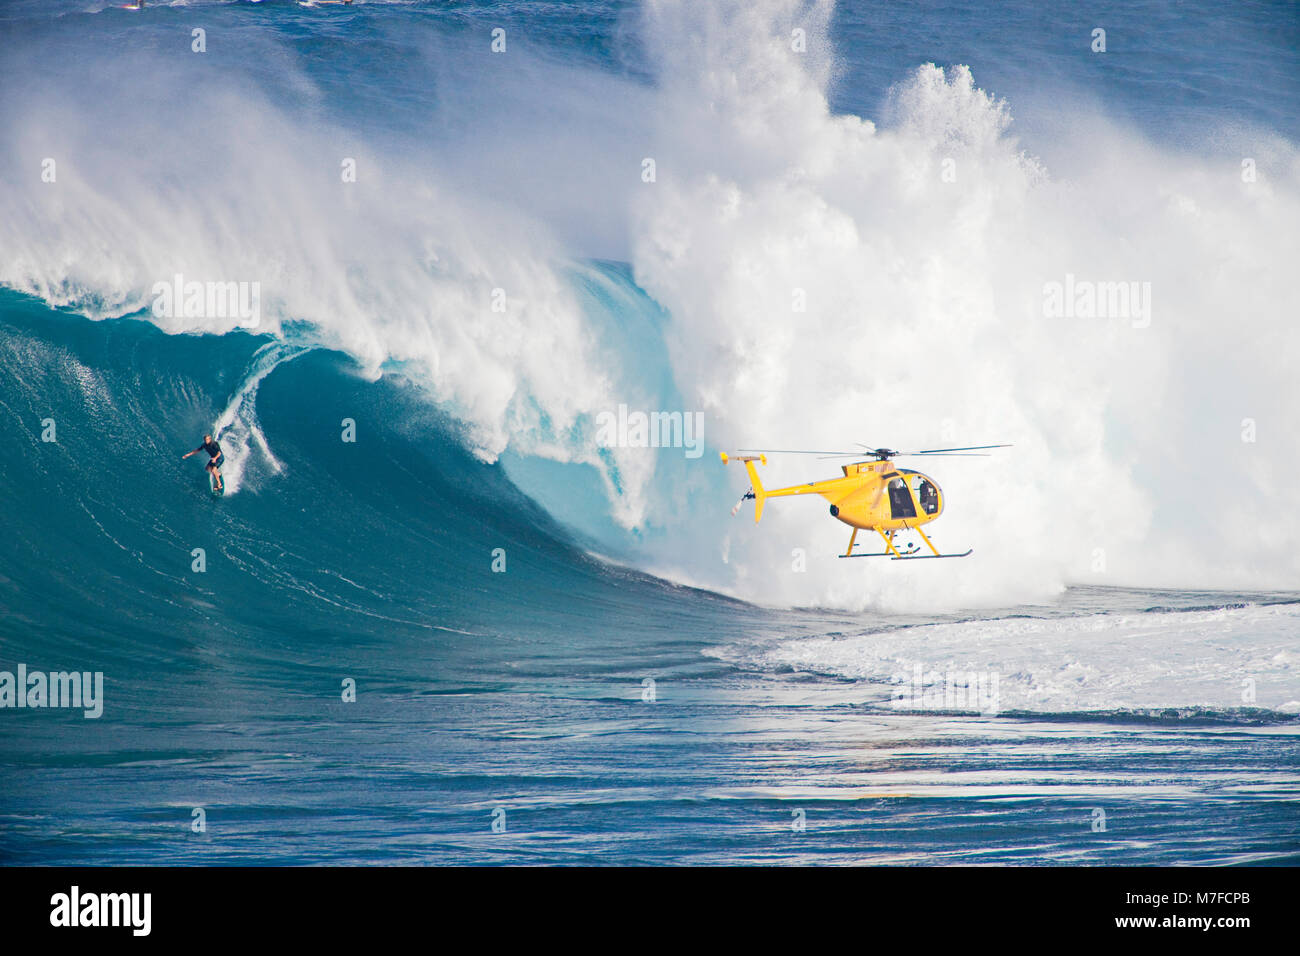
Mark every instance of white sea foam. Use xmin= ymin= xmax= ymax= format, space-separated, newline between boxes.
xmin=707 ymin=602 xmax=1300 ymax=714
xmin=630 ymin=0 xmax=1300 ymax=607
xmin=210 ymin=342 xmax=307 ymax=494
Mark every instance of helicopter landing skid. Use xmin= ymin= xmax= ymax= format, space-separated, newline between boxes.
xmin=838 ymin=549 xmax=973 ymax=559
xmin=894 ymin=549 xmax=972 ymax=560
xmin=839 ymin=527 xmax=972 ymax=560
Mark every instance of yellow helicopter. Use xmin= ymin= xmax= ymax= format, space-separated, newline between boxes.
xmin=721 ymin=444 xmax=1010 ymax=559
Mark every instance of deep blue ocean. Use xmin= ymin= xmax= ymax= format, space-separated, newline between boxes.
xmin=0 ymin=0 xmax=1297 ymax=865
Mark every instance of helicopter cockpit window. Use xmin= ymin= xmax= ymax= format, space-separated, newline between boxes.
xmin=913 ymin=476 xmax=939 ymax=515
xmin=887 ymin=478 xmax=916 ymax=518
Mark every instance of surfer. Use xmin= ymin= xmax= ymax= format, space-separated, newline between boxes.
xmin=182 ymin=434 xmax=224 ymax=492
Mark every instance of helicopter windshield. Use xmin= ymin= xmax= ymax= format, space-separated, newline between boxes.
xmin=912 ymin=475 xmax=940 ymax=515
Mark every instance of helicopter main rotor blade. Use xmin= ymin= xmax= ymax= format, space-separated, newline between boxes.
xmin=822 ymin=451 xmax=996 ymax=459
xmin=737 ymin=443 xmax=1012 ymax=459
xmin=914 ymin=444 xmax=1013 ymax=454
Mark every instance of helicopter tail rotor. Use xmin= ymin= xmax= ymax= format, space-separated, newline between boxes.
xmin=730 ymin=487 xmax=756 ymax=517
xmin=720 ymin=452 xmax=768 ymax=522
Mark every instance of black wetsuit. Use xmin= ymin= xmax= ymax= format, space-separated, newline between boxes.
xmin=197 ymin=439 xmax=223 ymax=467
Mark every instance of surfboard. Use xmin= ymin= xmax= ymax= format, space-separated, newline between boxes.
xmin=209 ymin=471 xmax=225 ymax=497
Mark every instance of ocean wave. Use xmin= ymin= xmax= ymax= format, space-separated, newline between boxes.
xmin=1 ymin=0 xmax=1298 ymax=611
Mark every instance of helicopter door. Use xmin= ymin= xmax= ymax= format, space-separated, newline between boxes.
xmin=887 ymin=478 xmax=916 ymax=518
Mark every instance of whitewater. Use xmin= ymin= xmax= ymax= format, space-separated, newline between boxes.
xmin=0 ymin=0 xmax=1296 ymax=865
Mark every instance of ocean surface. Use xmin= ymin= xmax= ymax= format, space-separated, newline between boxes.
xmin=0 ymin=0 xmax=1297 ymax=865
